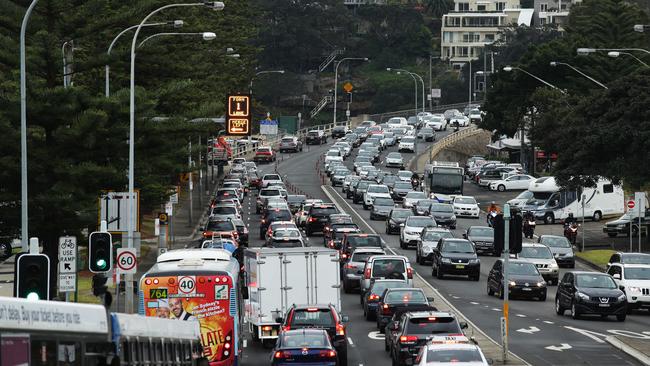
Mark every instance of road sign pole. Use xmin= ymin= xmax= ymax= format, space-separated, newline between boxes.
xmin=582 ymin=195 xmax=586 ymax=253
xmin=502 ymin=204 xmax=510 ymax=362
xmin=629 ymin=197 xmax=634 ymax=252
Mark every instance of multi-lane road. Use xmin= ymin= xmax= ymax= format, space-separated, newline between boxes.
xmin=238 ymin=129 xmax=649 ymax=366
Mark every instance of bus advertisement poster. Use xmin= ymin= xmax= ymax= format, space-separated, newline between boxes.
xmin=141 ymin=275 xmax=236 ymax=365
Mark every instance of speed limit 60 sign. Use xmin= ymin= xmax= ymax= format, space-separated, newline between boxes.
xmin=116 ymin=248 xmax=137 ymax=274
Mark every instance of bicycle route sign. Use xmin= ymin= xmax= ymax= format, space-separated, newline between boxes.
xmin=58 ymin=236 xmax=77 ymax=274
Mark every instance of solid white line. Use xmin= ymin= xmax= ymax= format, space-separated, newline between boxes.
xmin=347 ymin=337 xmax=354 ymax=346
xmin=321 ymin=185 xmax=531 ymax=365
xmin=470 ymin=302 xmax=480 ymax=305
xmin=516 ymin=314 xmax=527 ymax=318
xmin=543 ymin=320 xmax=554 ymax=324
xmin=491 ymin=308 xmax=500 ymax=311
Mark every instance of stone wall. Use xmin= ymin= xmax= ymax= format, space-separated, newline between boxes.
xmin=430 ymin=129 xmax=492 ymax=165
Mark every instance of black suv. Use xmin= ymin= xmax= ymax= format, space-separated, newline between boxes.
xmin=387 ymin=311 xmax=466 ymax=366
xmin=305 ymin=204 xmax=340 ymax=236
xmin=487 ymin=259 xmax=547 ymax=301
xmin=352 ymin=180 xmax=372 ymax=204
xmin=278 ymin=304 xmax=349 ymax=366
xmin=555 ymin=271 xmax=627 ymax=321
xmin=432 ymin=238 xmax=480 ymax=281
xmin=259 ymin=208 xmax=292 ymax=239
xmin=331 ymin=126 xmax=348 ymax=138
xmin=376 ymin=288 xmax=432 ymax=332
xmin=463 ymin=226 xmax=494 ymax=256
xmin=386 ymin=208 xmax=412 ymax=234
xmin=340 ymin=234 xmax=384 ymax=262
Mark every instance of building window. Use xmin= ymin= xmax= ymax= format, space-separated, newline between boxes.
xmin=540 ymin=18 xmax=547 ymax=25
xmin=458 ymin=2 xmax=469 ymax=11
xmin=484 ymin=34 xmax=495 ymax=42
xmin=443 ymin=32 xmax=455 ymax=42
xmin=540 ymin=3 xmax=548 ymax=11
xmin=463 ymin=33 xmax=480 ymax=42
xmin=561 ymin=3 xmax=567 ymax=10
xmin=459 ymin=47 xmax=469 ymax=56
xmin=496 ymin=2 xmax=506 ymax=11
xmin=477 ymin=4 xmax=486 ymax=11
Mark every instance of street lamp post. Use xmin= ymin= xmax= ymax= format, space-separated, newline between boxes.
xmin=607 ymin=51 xmax=650 ymax=68
xmin=20 ymin=0 xmax=39 ymax=252
xmin=333 ymin=57 xmax=368 ymax=124
xmin=137 ymin=32 xmax=216 ymax=48
xmin=387 ymin=68 xmax=419 ymax=116
xmin=502 ymin=66 xmax=567 ymax=94
xmin=549 ymin=61 xmax=608 ymax=89
xmin=249 ymin=70 xmax=285 ymax=100
xmin=126 ymin=0 xmax=225 ymax=313
xmin=475 ymin=71 xmax=489 ymax=102
xmin=105 ymin=20 xmax=183 ymax=97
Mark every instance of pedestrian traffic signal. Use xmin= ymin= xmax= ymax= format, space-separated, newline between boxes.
xmin=510 ymin=212 xmax=523 ymax=254
xmin=492 ymin=214 xmax=504 ymax=256
xmin=16 ymin=253 xmax=50 ymax=300
xmin=89 ymin=231 xmax=112 ymax=273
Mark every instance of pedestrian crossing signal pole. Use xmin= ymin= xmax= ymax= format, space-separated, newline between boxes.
xmin=502 ymin=204 xmax=511 ymax=362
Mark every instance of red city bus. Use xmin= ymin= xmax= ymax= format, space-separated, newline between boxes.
xmin=140 ymin=249 xmax=243 ymax=365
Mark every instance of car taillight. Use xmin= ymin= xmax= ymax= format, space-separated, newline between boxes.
xmin=261 ymin=219 xmax=266 ymax=223
xmin=274 ymin=351 xmax=289 ymax=359
xmin=308 ymin=217 xmax=317 ymax=222
xmin=407 ymin=267 xmax=413 ymax=279
xmin=382 ymin=304 xmax=391 ymax=315
xmin=319 ymin=350 xmax=337 ymax=358
xmin=368 ymin=294 xmax=380 ymax=301
xmin=364 ymin=268 xmax=371 ymax=279
xmin=341 ymin=253 xmax=348 ymax=259
xmin=336 ymin=323 xmax=346 ymax=336
xmin=328 ymin=241 xmax=335 ymax=248
xmin=399 ymin=335 xmax=418 ymax=344
xmin=345 ymin=264 xmax=355 ymax=269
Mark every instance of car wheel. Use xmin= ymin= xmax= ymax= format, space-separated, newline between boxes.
xmin=593 ymin=211 xmax=602 ymax=221
xmin=498 ymin=185 xmax=506 ymax=192
xmin=487 ymin=283 xmax=494 ymax=296
xmin=400 ymin=240 xmax=406 ymax=249
xmin=386 ymin=226 xmax=390 ymax=234
xmin=539 ymin=291 xmax=547 ymax=301
xmin=551 ymin=278 xmax=559 ymax=286
xmin=363 ymin=203 xmax=368 ymax=210
xmin=571 ymin=301 xmax=580 ymax=319
xmin=544 ymin=213 xmax=555 ymax=225
xmin=343 ymin=280 xmax=350 ymax=294
xmin=555 ymin=297 xmax=565 ymax=315
xmin=616 ymin=314 xmax=626 ymax=322
xmin=436 ymin=266 xmax=444 ymax=279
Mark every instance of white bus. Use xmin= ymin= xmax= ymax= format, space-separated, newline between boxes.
xmin=0 ymin=296 xmax=205 ymax=366
xmin=525 ymin=176 xmax=624 ymax=224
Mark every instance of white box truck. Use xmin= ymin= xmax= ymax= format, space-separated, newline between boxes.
xmin=244 ymin=247 xmax=341 ymax=344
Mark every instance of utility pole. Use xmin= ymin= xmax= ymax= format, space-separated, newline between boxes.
xmin=429 ymin=55 xmax=433 ymax=111
xmin=188 ymin=140 xmax=193 ymax=227
xmin=502 ymin=204 xmax=511 ymax=363
xmin=198 ymin=136 xmax=203 ymax=209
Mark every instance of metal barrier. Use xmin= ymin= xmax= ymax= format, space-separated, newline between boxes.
xmin=367 ymin=102 xmax=473 ymax=123
xmin=427 ymin=125 xmax=482 ymax=164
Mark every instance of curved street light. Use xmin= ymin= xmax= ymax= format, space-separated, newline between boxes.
xmin=387 ymin=68 xmax=424 ymax=115
xmin=607 ymin=51 xmax=650 ymax=68
xmin=549 ymin=61 xmax=608 ymax=89
xmin=137 ymin=31 xmax=216 ymax=48
xmin=503 ymin=66 xmax=567 ymax=94
xmin=333 ymin=57 xmax=368 ymax=124
xmin=250 ymin=70 xmax=285 ymax=98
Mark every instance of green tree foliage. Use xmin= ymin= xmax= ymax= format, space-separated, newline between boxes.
xmin=422 ymin=0 xmax=454 ymax=19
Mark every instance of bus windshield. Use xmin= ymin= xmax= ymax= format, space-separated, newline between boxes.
xmin=430 ymin=172 xmax=463 ymax=195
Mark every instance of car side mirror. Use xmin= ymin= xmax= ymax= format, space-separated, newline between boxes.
xmin=342 ymin=315 xmax=349 ymax=323
xmin=460 ymin=322 xmax=468 ymax=330
xmin=275 ymin=317 xmax=283 ymax=323
xmin=427 ymin=297 xmax=435 ymax=303
xmin=391 ymin=323 xmax=399 ymax=330
xmin=199 ymin=226 xmax=205 ymax=231
xmin=462 ymin=233 xmax=467 ymax=239
xmin=400 ymin=223 xmax=405 ymax=227
xmin=612 ymin=274 xmax=621 ymax=280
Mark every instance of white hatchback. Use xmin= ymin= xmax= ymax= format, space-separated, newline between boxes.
xmin=452 ymin=196 xmax=480 ymax=218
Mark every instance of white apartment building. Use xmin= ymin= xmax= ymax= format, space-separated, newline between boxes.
xmin=533 ymin=0 xmax=581 ymax=28
xmin=343 ymin=0 xmax=387 ymax=5
xmin=441 ymin=0 xmax=533 ymax=64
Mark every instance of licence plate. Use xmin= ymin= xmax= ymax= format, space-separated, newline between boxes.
xmin=598 ymin=303 xmax=610 ymax=307
xmin=522 ymin=288 xmax=532 ymax=291
xmin=455 ymin=265 xmax=465 ymax=269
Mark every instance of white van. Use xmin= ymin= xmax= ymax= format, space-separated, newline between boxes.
xmin=387 ymin=117 xmax=408 ymax=128
xmin=525 ymin=176 xmax=624 ymax=224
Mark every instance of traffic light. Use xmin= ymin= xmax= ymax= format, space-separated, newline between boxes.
xmin=492 ymin=214 xmax=504 ymax=256
xmin=91 ymin=274 xmax=113 ymax=308
xmin=509 ymin=212 xmax=523 ymax=254
xmin=89 ymin=231 xmax=112 ymax=273
xmin=16 ymin=253 xmax=50 ymax=300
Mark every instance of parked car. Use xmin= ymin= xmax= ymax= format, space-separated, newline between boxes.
xmin=555 ymin=271 xmax=627 ymax=321
xmin=489 ymin=174 xmax=535 ymax=191
xmin=487 ymin=259 xmax=547 ymax=301
xmin=432 ymin=238 xmax=480 ymax=281
xmin=602 ymin=211 xmax=650 ymax=238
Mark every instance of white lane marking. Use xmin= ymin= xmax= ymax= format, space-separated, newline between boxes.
xmin=491 ymin=308 xmax=500 ymax=311
xmin=564 ymin=326 xmax=607 ymax=344
xmin=243 ymin=339 xmax=247 ymax=348
xmin=368 ymin=331 xmax=385 ymax=340
xmin=347 ymin=337 xmax=354 ymax=346
xmin=516 ymin=326 xmax=540 ymax=334
xmin=543 ymin=320 xmax=554 ymax=324
xmin=516 ymin=314 xmax=527 ymax=318
xmin=470 ymin=302 xmax=480 ymax=305
xmin=452 ymin=295 xmax=460 ymax=299
xmin=545 ymin=344 xmax=572 ymax=352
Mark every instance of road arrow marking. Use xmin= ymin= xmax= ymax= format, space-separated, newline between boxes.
xmin=516 ymin=326 xmax=540 ymax=334
xmin=368 ymin=331 xmax=385 ymax=340
xmin=545 ymin=343 xmax=572 ymax=352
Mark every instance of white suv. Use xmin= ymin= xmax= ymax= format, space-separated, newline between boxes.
xmin=363 ymin=184 xmax=392 ymax=210
xmin=398 ymin=136 xmax=416 ymax=152
xmin=608 ymin=263 xmax=650 ymax=312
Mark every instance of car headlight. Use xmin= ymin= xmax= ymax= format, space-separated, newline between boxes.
xmin=537 ymin=282 xmax=546 ymax=287
xmin=442 ymin=258 xmax=452 ymax=263
xmin=469 ymin=259 xmax=480 ymax=264
xmin=627 ymin=286 xmax=641 ymax=293
xmin=618 ymin=294 xmax=627 ymax=301
xmin=508 ymin=281 xmax=517 ymax=287
xmin=577 ymin=292 xmax=590 ymax=301
xmin=451 ymin=215 xmax=456 ymax=220
xmin=422 ymin=246 xmax=432 ymax=253
xmin=564 ymin=252 xmax=574 ymax=257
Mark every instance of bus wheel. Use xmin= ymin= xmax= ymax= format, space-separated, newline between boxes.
xmin=592 ymin=211 xmax=602 ymax=221
xmin=544 ymin=214 xmax=555 ymax=225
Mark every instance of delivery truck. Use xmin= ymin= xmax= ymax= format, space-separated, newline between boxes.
xmin=244 ymin=247 xmax=341 ymax=345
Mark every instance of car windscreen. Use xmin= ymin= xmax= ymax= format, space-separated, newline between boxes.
xmin=287 ymin=195 xmax=306 ymax=203
xmin=356 ymin=181 xmax=371 ymax=190
xmin=387 ymin=153 xmax=401 ymax=158
xmin=621 ymin=254 xmax=650 ymax=264
xmin=541 ymin=236 xmax=571 ymax=248
xmin=372 ymin=259 xmax=406 ymax=277
xmin=406 ymin=217 xmax=436 ymax=227
xmin=281 ymin=138 xmax=295 ymax=143
xmin=422 ymin=231 xmax=453 ymax=241
xmin=307 ymin=131 xmax=320 ymax=136
xmin=271 ymin=239 xmax=303 ymax=247
xmin=333 ymin=230 xmax=357 ymax=239
xmin=370 ymin=281 xmax=408 ymax=295
xmin=455 ymin=197 xmax=476 ymax=204
xmin=212 ymin=206 xmax=237 ymax=215
xmin=280 ymin=332 xmax=330 ymax=349
xmin=520 ymin=246 xmax=553 ymax=259
xmin=368 ymin=185 xmax=389 ymax=193
xmin=401 ymin=137 xmax=415 ymax=143
xmin=310 ymin=206 xmax=339 ymax=216
xmin=417 ymin=200 xmax=435 ymax=208
xmin=394 ymin=182 xmax=412 ymax=190
xmin=624 ymin=267 xmax=650 ymax=280
xmin=291 ymin=309 xmax=334 ymax=327
xmin=576 ymin=274 xmax=617 ymax=289
xmin=348 ymin=235 xmax=381 ymax=248
xmin=274 ymin=230 xmax=301 ymax=238
xmin=352 ymin=252 xmax=381 ymax=263
xmin=206 ymin=221 xmax=235 ymax=231
xmin=426 ymin=349 xmax=483 ymax=363
xmin=391 ymin=209 xmax=412 ymax=219
xmin=260 ymin=189 xmax=281 ymax=197
xmin=508 ymin=262 xmax=540 ymax=276
xmin=385 ymin=290 xmax=426 ymax=303
xmin=397 ymin=171 xmax=412 ymax=179
xmin=469 ymin=227 xmax=493 ymax=237
xmin=263 ymin=174 xmax=281 ymax=181
xmin=405 ymin=192 xmax=426 ymax=199
xmin=430 ymin=204 xmax=453 ymax=213
xmin=267 ymin=210 xmax=293 ymax=221
xmin=441 ymin=241 xmax=475 ymax=253
xmin=407 ymin=317 xmax=461 ymax=334
xmin=373 ymin=198 xmax=394 ymax=206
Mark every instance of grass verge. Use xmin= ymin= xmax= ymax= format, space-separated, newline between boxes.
xmin=576 ymin=249 xmax=615 ymax=269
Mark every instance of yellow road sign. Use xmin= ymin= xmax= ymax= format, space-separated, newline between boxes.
xmin=343 ymin=82 xmax=353 ymax=93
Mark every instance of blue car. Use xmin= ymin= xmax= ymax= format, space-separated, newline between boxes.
xmin=271 ymin=329 xmax=338 ymax=365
